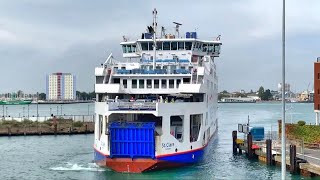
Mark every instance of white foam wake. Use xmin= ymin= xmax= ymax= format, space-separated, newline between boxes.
xmin=50 ymin=162 xmax=106 ymax=172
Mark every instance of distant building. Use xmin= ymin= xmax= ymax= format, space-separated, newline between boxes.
xmin=46 ymin=72 xmax=76 ymax=101
xmin=277 ymin=83 xmax=290 ymax=93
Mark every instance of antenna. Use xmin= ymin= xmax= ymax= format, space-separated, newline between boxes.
xmin=173 ymin=22 xmax=182 ymax=38
xmin=161 ymin=26 xmax=166 ymax=38
xmin=152 ymin=8 xmax=158 ymax=70
xmin=122 ymin=36 xmax=127 ymax=42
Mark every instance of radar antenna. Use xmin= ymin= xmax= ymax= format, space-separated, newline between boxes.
xmin=173 ymin=22 xmax=182 ymax=38
xmin=152 ymin=8 xmax=158 ymax=70
xmin=122 ymin=36 xmax=128 ymax=42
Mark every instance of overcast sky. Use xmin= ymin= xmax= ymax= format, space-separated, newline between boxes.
xmin=0 ymin=0 xmax=319 ymax=93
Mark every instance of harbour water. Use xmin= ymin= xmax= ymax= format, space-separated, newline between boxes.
xmin=0 ymin=103 xmax=313 ymax=179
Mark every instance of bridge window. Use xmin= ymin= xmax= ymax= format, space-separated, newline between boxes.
xmin=202 ymin=44 xmax=208 ymax=52
xmin=154 ymin=79 xmax=159 ymax=88
xmin=163 ymin=42 xmax=170 ymax=50
xmin=171 ymin=42 xmax=177 ymax=50
xmin=178 ymin=42 xmax=184 ymax=50
xmin=149 ymin=42 xmax=154 ymax=51
xmin=141 ymin=43 xmax=148 ymax=51
xmin=176 ymin=79 xmax=181 ymax=88
xmin=183 ymin=78 xmax=190 ymax=84
xmin=122 ymin=45 xmax=137 ymax=53
xmin=214 ymin=44 xmax=220 ymax=53
xmin=161 ymin=79 xmax=167 ymax=88
xmin=147 ymin=79 xmax=152 ymax=89
xmin=132 ymin=79 xmax=137 ymax=88
xmin=131 ymin=45 xmax=136 ymax=53
xmin=139 ymin=79 xmax=144 ymax=89
xmin=113 ymin=78 xmax=120 ymax=84
xmin=126 ymin=45 xmax=132 ymax=53
xmin=156 ymin=42 xmax=162 ymax=50
xmin=123 ymin=79 xmax=127 ymax=88
xmin=208 ymin=44 xmax=214 ymax=53
xmin=169 ymin=79 xmax=174 ymax=88
xmin=185 ymin=42 xmax=192 ymax=50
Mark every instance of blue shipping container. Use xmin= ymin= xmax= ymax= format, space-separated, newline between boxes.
xmin=190 ymin=32 xmax=197 ymax=39
xmin=109 ymin=122 xmax=155 ymax=159
xmin=186 ymin=32 xmax=191 ymax=38
xmin=249 ymin=127 xmax=264 ymax=141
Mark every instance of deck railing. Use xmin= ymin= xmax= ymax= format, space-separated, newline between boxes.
xmin=108 ymin=102 xmax=156 ymax=111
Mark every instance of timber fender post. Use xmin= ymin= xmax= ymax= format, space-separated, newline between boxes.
xmin=54 ymin=124 xmax=57 ymax=135
xmin=266 ymin=139 xmax=272 ymax=166
xmin=247 ymin=133 xmax=253 ymax=159
xmin=232 ymin=130 xmax=237 ymax=154
xmin=8 ymin=126 xmax=11 ymax=136
xmin=290 ymin=144 xmax=297 ymax=174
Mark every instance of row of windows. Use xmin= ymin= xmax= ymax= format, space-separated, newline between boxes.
xmin=138 ymin=41 xmax=220 ymax=53
xmin=121 ymin=79 xmax=184 ymax=89
xmin=193 ymin=42 xmax=220 ymax=53
xmin=122 ymin=44 xmax=137 ymax=53
xmin=140 ymin=41 xmax=193 ymax=51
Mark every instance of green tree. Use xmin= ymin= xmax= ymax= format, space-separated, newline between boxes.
xmin=38 ymin=93 xmax=46 ymax=100
xmin=263 ymin=89 xmax=272 ymax=101
xmin=221 ymin=90 xmax=228 ymax=94
xmin=89 ymin=91 xmax=95 ymax=99
xmin=258 ymin=86 xmax=264 ymax=99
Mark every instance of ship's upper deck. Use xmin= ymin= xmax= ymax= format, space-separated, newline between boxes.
xmin=120 ymin=32 xmax=222 ymax=59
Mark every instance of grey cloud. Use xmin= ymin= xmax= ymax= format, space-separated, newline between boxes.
xmin=0 ymin=0 xmax=319 ymax=93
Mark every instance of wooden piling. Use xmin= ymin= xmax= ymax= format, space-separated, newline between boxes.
xmin=8 ymin=126 xmax=11 ymax=136
xmin=247 ymin=133 xmax=253 ymax=159
xmin=54 ymin=124 xmax=57 ymax=135
xmin=232 ymin=130 xmax=237 ymax=154
xmin=290 ymin=144 xmax=297 ymax=174
xmin=266 ymin=139 xmax=272 ymax=166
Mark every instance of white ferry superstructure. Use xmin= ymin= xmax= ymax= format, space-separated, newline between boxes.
xmin=94 ymin=9 xmax=222 ymax=173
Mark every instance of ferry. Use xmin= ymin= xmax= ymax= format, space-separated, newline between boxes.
xmin=93 ymin=9 xmax=222 ymax=173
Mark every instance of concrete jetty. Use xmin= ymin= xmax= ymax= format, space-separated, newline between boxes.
xmin=0 ymin=116 xmax=94 ymax=136
xmin=233 ymin=130 xmax=320 ymax=177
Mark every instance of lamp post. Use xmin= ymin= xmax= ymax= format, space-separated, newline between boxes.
xmin=2 ymin=105 xmax=4 ymax=117
xmin=6 ymin=107 xmax=8 ymax=117
xmin=27 ymin=104 xmax=29 ymax=119
xmin=36 ymin=92 xmax=39 ymax=121
xmin=23 ymin=106 xmax=25 ymax=117
xmin=281 ymin=0 xmax=286 ymax=179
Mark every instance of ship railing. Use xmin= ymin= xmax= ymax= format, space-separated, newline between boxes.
xmin=108 ymin=102 xmax=157 ymax=111
xmin=0 ymin=115 xmax=95 ymax=122
xmin=114 ymin=68 xmax=191 ymax=75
